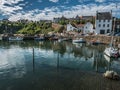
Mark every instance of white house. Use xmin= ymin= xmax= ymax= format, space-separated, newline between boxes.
xmin=96 ymin=11 xmax=112 ymax=34
xmin=83 ymin=22 xmax=93 ymax=34
xmin=67 ymin=23 xmax=77 ymax=31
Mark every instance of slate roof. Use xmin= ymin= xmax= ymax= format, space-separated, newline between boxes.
xmin=96 ymin=12 xmax=112 ymax=20
xmin=81 ymin=16 xmax=94 ymax=20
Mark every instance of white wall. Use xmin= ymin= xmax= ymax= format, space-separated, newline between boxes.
xmin=67 ymin=24 xmax=76 ymax=31
xmin=96 ymin=20 xmax=112 ymax=34
xmin=83 ymin=22 xmax=93 ymax=34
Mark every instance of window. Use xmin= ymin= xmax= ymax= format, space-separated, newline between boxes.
xmin=103 ymin=20 xmax=105 ymax=22
xmin=100 ymin=30 xmax=105 ymax=34
xmin=99 ymin=20 xmax=101 ymax=22
xmin=99 ymin=24 xmax=101 ymax=27
xmin=107 ymin=24 xmax=109 ymax=27
xmin=107 ymin=29 xmax=110 ymax=33
xmin=103 ymin=24 xmax=105 ymax=27
xmin=108 ymin=20 xmax=110 ymax=22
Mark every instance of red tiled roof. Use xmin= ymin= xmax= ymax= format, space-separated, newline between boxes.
xmin=75 ymin=24 xmax=85 ymax=27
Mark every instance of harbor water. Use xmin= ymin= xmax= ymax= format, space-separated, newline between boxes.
xmin=0 ymin=41 xmax=120 ymax=90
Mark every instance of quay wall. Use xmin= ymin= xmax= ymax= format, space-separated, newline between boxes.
xmin=80 ymin=35 xmax=120 ymax=45
xmin=0 ymin=34 xmax=120 ymax=45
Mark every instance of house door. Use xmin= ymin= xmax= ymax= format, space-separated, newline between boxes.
xmin=100 ymin=30 xmax=105 ymax=34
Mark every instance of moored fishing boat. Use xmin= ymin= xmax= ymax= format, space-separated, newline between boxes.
xmin=90 ymin=40 xmax=103 ymax=45
xmin=58 ymin=38 xmax=72 ymax=42
xmin=9 ymin=36 xmax=23 ymax=41
xmin=72 ymin=38 xmax=86 ymax=43
xmin=34 ymin=37 xmax=45 ymax=41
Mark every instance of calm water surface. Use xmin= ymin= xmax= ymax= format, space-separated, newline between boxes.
xmin=0 ymin=41 xmax=120 ymax=90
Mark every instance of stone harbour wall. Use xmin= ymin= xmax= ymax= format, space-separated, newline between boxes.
xmin=82 ymin=35 xmax=120 ymax=45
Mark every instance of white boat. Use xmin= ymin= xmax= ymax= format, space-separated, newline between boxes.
xmin=104 ymin=17 xmax=119 ymax=58
xmin=58 ymin=38 xmax=71 ymax=42
xmin=104 ymin=47 xmax=119 ymax=58
xmin=9 ymin=37 xmax=23 ymax=41
xmin=104 ymin=54 xmax=111 ymax=62
xmin=58 ymin=38 xmax=66 ymax=42
xmin=72 ymin=38 xmax=86 ymax=43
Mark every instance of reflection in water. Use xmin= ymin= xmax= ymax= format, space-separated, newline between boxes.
xmin=103 ymin=54 xmax=120 ymax=72
xmin=0 ymin=46 xmax=26 ymax=78
xmin=57 ymin=52 xmax=59 ymax=71
xmin=32 ymin=48 xmax=35 ymax=72
xmin=0 ymin=41 xmax=120 ymax=90
xmin=104 ymin=54 xmax=111 ymax=71
xmin=0 ymin=41 xmax=120 ymax=75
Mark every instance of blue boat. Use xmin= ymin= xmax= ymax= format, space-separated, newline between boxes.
xmin=34 ymin=37 xmax=45 ymax=41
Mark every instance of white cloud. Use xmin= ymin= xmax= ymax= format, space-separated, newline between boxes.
xmin=64 ymin=0 xmax=69 ymax=4
xmin=0 ymin=0 xmax=2 ymax=4
xmin=8 ymin=3 xmax=120 ymax=21
xmin=95 ymin=0 xmax=106 ymax=3
xmin=1 ymin=0 xmax=24 ymax=5
xmin=38 ymin=0 xmax=42 ymax=3
xmin=49 ymin=0 xmax=59 ymax=3
xmin=0 ymin=0 xmax=25 ymax=17
xmin=1 ymin=5 xmax=23 ymax=12
xmin=78 ymin=0 xmax=84 ymax=3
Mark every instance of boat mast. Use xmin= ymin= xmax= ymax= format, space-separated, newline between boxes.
xmin=111 ymin=17 xmax=116 ymax=47
xmin=110 ymin=10 xmax=113 ymax=47
xmin=110 ymin=4 xmax=117 ymax=47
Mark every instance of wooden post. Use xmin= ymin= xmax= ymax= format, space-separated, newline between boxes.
xmin=57 ymin=52 xmax=59 ymax=72
xmin=33 ymin=48 xmax=35 ymax=72
xmin=95 ymin=53 xmax=98 ymax=72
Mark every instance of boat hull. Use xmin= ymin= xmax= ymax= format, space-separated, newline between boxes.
xmin=9 ymin=37 xmax=23 ymax=41
xmin=72 ymin=40 xmax=86 ymax=43
xmin=34 ymin=37 xmax=44 ymax=41
xmin=104 ymin=47 xmax=119 ymax=58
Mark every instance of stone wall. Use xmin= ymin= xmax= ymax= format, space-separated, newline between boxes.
xmin=82 ymin=35 xmax=120 ymax=45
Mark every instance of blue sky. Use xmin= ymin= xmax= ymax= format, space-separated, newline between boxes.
xmin=0 ymin=0 xmax=120 ymax=21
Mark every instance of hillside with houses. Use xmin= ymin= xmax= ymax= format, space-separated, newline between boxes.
xmin=0 ymin=11 xmax=120 ymax=36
